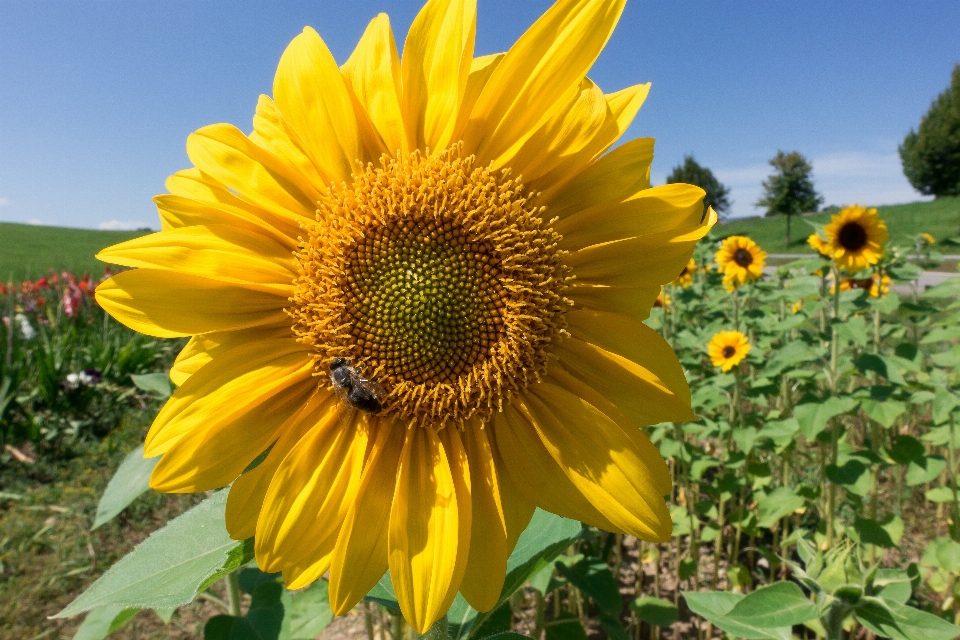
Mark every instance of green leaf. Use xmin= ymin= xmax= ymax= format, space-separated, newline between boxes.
xmin=826 ymin=459 xmax=869 ymax=488
xmin=932 ymin=388 xmax=960 ymax=424
xmin=598 ymin=614 xmax=630 ymax=640
xmin=755 ymin=487 xmax=805 ymax=528
xmin=56 ymin=491 xmax=244 ymax=617
xmin=682 ymin=590 xmax=792 ymax=640
xmin=545 ymin=612 xmax=588 ymax=640
xmin=887 ymin=435 xmax=925 ymax=465
xmin=205 ymin=581 xmax=284 ymax=640
xmin=906 ymin=455 xmax=946 ymax=487
xmin=925 ymin=486 xmax=956 ymax=503
xmin=445 ymin=509 xmax=581 ymax=640
xmin=130 ymin=372 xmax=173 ymax=398
xmin=73 ymin=606 xmax=139 ymax=640
xmin=872 ymin=569 xmax=913 ymax=605
xmin=860 ymin=399 xmax=907 ymax=428
xmin=555 ymin=560 xmax=620 ymax=614
xmin=922 ymin=538 xmax=960 ymax=573
xmin=481 ymin=634 xmax=534 ymax=640
xmin=857 ymin=596 xmax=960 ymax=640
xmin=726 ymin=581 xmax=819 ymax=628
xmin=631 ymin=597 xmax=678 ymax=627
xmin=852 ymin=516 xmax=903 ymax=548
xmin=794 ymin=396 xmax=857 ymax=439
xmin=92 ymin=444 xmax=159 ymax=529
xmin=280 ymin=579 xmax=332 ymax=640
xmin=853 ymin=354 xmax=906 ymax=385
xmin=921 ymin=326 xmax=960 ymax=344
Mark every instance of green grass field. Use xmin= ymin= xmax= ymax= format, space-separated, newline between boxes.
xmin=0 ymin=223 xmax=148 ymax=283
xmin=717 ymin=196 xmax=960 ymax=253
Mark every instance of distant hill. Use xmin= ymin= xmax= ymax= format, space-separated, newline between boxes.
xmin=0 ymin=222 xmax=149 ymax=283
xmin=717 ymin=197 xmax=960 ymax=253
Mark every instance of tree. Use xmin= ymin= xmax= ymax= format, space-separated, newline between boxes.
xmin=756 ymin=150 xmax=823 ymax=249
xmin=899 ymin=64 xmax=960 ymax=198
xmin=666 ymin=155 xmax=732 ymax=217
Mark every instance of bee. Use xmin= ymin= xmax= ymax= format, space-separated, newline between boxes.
xmin=329 ymin=357 xmax=386 ymax=414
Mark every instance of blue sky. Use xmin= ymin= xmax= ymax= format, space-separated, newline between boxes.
xmin=1 ymin=0 xmax=957 ymax=229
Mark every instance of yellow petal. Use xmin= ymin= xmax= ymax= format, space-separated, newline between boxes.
xmin=342 ymin=14 xmax=406 ymax=157
xmin=568 ymin=285 xmax=660 ymax=320
xmin=556 ymin=183 xmax=705 ymax=251
xmin=145 ymin=333 xmax=311 ymax=457
xmin=273 ymin=27 xmax=361 ymax=183
xmin=564 ymin=207 xmax=717 ymax=288
xmin=256 ymin=414 xmax=369 ymax=572
xmin=329 ymin=422 xmax=404 ymax=615
xmin=494 ymin=402 xmax=623 ymax=533
xmin=401 ymin=0 xmax=476 ymax=152
xmin=524 ymin=382 xmax=672 ymax=541
xmin=152 ymin=194 xmax=297 ymax=249
xmin=150 ymin=376 xmax=314 ymax=493
xmin=553 ymin=337 xmax=696 ymax=425
xmin=97 ymin=225 xmax=296 ymax=297
xmin=451 ymin=53 xmax=504 ymax=143
xmin=389 ymin=426 xmax=465 ymax=634
xmin=539 ymin=136 xmax=654 ymax=219
xmin=462 ymin=0 xmax=626 ymax=168
xmin=225 ymin=391 xmax=338 ymax=540
xmin=605 ymin=83 xmax=650 ymax=138
xmin=459 ymin=422 xmax=525 ymax=612
xmin=250 ymin=95 xmax=330 ymax=193
xmin=282 ymin=539 xmax=339 ymax=590
xmin=165 ymin=168 xmax=236 ymax=206
xmin=95 ymin=270 xmax=288 ymax=338
xmin=566 ymin=312 xmax=692 ymax=406
xmin=186 ymin=124 xmax=318 ymax=226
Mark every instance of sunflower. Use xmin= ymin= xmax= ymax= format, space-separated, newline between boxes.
xmin=922 ymin=232 xmax=935 ymax=245
xmin=671 ymin=258 xmax=696 ymax=287
xmin=820 ymin=204 xmax=888 ymax=272
xmin=94 ymin=0 xmax=714 ymax=631
xmin=653 ymin=287 xmax=671 ymax=309
xmin=807 ymin=233 xmax=830 ymax=257
xmin=838 ymin=272 xmax=890 ymax=298
xmin=715 ymin=236 xmax=766 ymax=290
xmin=708 ymin=331 xmax=750 ymax=372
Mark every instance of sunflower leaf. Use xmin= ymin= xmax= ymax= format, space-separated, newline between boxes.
xmin=56 ymin=490 xmax=244 ymax=618
xmin=92 ymin=444 xmax=159 ymax=530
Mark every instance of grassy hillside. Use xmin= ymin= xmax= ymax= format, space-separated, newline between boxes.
xmin=717 ymin=197 xmax=960 ymax=253
xmin=0 ymin=222 xmax=148 ymax=283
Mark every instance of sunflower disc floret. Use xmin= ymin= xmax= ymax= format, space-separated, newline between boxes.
xmin=291 ymin=147 xmax=570 ymax=426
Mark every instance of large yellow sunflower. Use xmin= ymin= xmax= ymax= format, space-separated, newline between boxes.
xmin=94 ymin=0 xmax=713 ymax=631
xmin=715 ymin=235 xmax=766 ymax=289
xmin=820 ymin=204 xmax=888 ymax=272
xmin=708 ymin=331 xmax=750 ymax=372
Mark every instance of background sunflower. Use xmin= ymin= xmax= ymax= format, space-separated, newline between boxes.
xmin=708 ymin=330 xmax=750 ymax=372
xmin=821 ymin=204 xmax=888 ymax=272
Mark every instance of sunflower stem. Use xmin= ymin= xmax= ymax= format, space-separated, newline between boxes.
xmin=225 ymin=570 xmax=242 ymax=617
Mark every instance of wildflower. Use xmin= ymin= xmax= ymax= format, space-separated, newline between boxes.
xmin=15 ymin=313 xmax=36 ymax=340
xmin=708 ymin=331 xmax=750 ymax=372
xmin=815 ymin=204 xmax=888 ymax=272
xmin=838 ymin=272 xmax=890 ymax=298
xmin=95 ymin=0 xmax=714 ymax=630
xmin=807 ymin=233 xmax=830 ymax=257
xmin=922 ymin=233 xmax=935 ymax=245
xmin=654 ymin=288 xmax=671 ymax=309
xmin=715 ymin=236 xmax=766 ymax=289
xmin=671 ymin=259 xmax=696 ymax=287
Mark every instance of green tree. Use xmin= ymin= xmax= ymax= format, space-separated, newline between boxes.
xmin=899 ymin=64 xmax=960 ymax=198
xmin=756 ymin=150 xmax=823 ymax=249
xmin=665 ymin=155 xmax=731 ymax=217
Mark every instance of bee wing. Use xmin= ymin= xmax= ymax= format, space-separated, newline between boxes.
xmin=365 ymin=379 xmax=388 ymax=401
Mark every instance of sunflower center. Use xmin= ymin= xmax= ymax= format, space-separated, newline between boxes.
xmin=290 ymin=146 xmax=571 ymax=427
xmin=838 ymin=222 xmax=868 ymax=251
xmin=722 ymin=346 xmax=736 ymax=358
xmin=733 ymin=248 xmax=753 ymax=267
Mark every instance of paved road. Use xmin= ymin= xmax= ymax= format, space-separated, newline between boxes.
xmin=762 ymin=266 xmax=956 ymax=294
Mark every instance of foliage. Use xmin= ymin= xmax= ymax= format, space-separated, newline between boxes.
xmin=756 ymin=150 xmax=824 ymax=248
xmin=666 ymin=155 xmax=732 ymax=217
xmin=900 ymin=64 xmax=960 ymax=198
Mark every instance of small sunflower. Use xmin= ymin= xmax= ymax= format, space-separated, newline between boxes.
xmin=94 ymin=0 xmax=713 ymax=631
xmin=671 ymin=259 xmax=696 ymax=287
xmin=715 ymin=236 xmax=766 ymax=289
xmin=653 ymin=287 xmax=671 ymax=309
xmin=821 ymin=204 xmax=888 ymax=272
xmin=807 ymin=233 xmax=830 ymax=257
xmin=922 ymin=232 xmax=935 ymax=246
xmin=791 ymin=300 xmax=804 ymax=314
xmin=708 ymin=331 xmax=750 ymax=372
xmin=838 ymin=272 xmax=890 ymax=298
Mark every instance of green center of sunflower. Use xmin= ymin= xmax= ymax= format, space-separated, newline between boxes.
xmin=733 ymin=248 xmax=753 ymax=267
xmin=722 ymin=346 xmax=736 ymax=358
xmin=290 ymin=146 xmax=571 ymax=427
xmin=838 ymin=222 xmax=868 ymax=251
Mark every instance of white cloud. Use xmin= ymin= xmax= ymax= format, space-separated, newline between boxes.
xmin=26 ymin=218 xmax=46 ymax=225
xmin=0 ymin=197 xmax=10 ymax=207
xmin=714 ymin=150 xmax=931 ymax=219
xmin=99 ymin=220 xmax=152 ymax=231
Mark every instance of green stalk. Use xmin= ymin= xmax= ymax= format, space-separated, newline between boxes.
xmin=950 ymin=415 xmax=960 ymax=542
xmin=225 ymin=570 xmax=242 ymax=617
xmin=713 ymin=497 xmax=726 ymax=590
xmin=825 ymin=268 xmax=841 ymax=549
